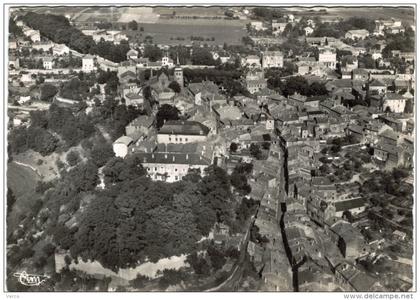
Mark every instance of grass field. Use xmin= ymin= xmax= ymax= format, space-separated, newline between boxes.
xmin=126 ymin=22 xmax=247 ymax=46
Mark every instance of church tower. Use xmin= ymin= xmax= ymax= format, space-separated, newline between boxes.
xmin=174 ymin=54 xmax=184 ymax=88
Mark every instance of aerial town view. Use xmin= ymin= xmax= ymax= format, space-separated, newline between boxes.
xmin=5 ymin=5 xmax=415 ymax=293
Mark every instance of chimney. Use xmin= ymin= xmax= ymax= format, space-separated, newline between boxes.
xmin=152 ymin=154 xmax=154 ymax=159
xmin=186 ymin=153 xmax=189 ymax=160
xmin=173 ymin=155 xmax=175 ymax=162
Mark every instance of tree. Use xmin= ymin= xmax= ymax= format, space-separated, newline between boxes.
xmin=40 ymin=84 xmax=58 ymax=101
xmin=66 ymin=150 xmax=81 ymax=167
xmin=230 ymin=142 xmax=238 ymax=153
xmin=143 ymin=45 xmax=162 ymax=62
xmin=230 ymin=171 xmax=251 ymax=195
xmin=283 ymin=76 xmax=309 ymax=97
xmin=128 ymin=20 xmax=138 ymax=31
xmin=158 ymin=269 xmax=185 ymax=289
xmin=102 ymin=156 xmax=146 ymax=186
xmin=358 ymin=54 xmax=376 ymax=69
xmin=91 ymin=142 xmax=114 ymax=167
xmin=130 ymin=274 xmax=150 ymax=289
xmin=156 ymin=104 xmax=180 ymax=129
xmin=249 ymin=143 xmax=262 ymax=160
xmin=207 ymin=243 xmax=226 ymax=270
xmin=187 ymin=253 xmax=210 ymax=275
xmin=191 ymin=47 xmax=216 ymax=66
xmin=30 ymin=110 xmax=49 ymax=128
xmin=168 ymin=81 xmax=181 ymax=93
xmin=7 ymin=188 xmax=16 ymax=215
xmin=308 ymin=81 xmax=328 ymax=96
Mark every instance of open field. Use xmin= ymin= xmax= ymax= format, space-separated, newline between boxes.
xmin=126 ymin=22 xmax=246 ymax=46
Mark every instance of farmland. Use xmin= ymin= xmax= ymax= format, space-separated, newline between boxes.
xmin=124 ymin=22 xmax=247 ymax=46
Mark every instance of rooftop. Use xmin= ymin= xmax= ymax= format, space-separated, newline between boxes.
xmin=159 ymin=120 xmax=210 ymax=136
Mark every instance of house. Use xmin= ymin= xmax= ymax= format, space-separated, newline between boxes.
xmin=304 ymin=26 xmax=314 ymax=36
xmin=126 ymin=49 xmax=138 ymax=60
xmin=262 ymin=51 xmax=284 ymax=69
xmin=157 ymin=120 xmax=210 ymax=144
xmin=318 ymin=47 xmax=336 ymax=69
xmin=18 ymin=95 xmax=31 ymax=105
xmin=9 ymin=55 xmax=20 ymax=69
xmin=352 ymin=69 xmax=369 ymax=81
xmin=272 ymin=20 xmax=287 ymax=35
xmin=42 ymin=57 xmax=53 ymax=70
xmin=161 ymin=56 xmax=174 ymax=67
xmin=382 ymin=93 xmax=406 ymax=113
xmin=113 ymin=136 xmax=133 ymax=158
xmin=369 ymin=79 xmax=386 ymax=95
xmin=32 ymin=41 xmax=54 ymax=52
xmin=9 ymin=39 xmax=18 ymax=50
xmin=330 ymin=220 xmax=369 ymax=259
xmin=288 ymin=14 xmax=295 ymax=23
xmin=213 ymin=104 xmax=242 ymax=125
xmin=82 ymin=55 xmax=95 ymax=73
xmin=245 ymin=68 xmax=267 ymax=94
xmin=23 ymin=28 xmax=41 ymax=42
xmin=119 ymin=69 xmax=137 ymax=84
xmin=124 ymin=92 xmax=144 ymax=108
xmin=250 ymin=21 xmax=265 ymax=31
xmin=52 ymin=44 xmax=70 ymax=56
xmin=125 ymin=115 xmax=155 ymax=140
xmin=345 ymin=29 xmax=369 ymax=40
xmin=138 ymin=151 xmax=211 ymax=183
xmin=242 ymin=55 xmax=261 ymax=67
xmin=187 ymin=80 xmax=220 ymax=106
xmin=335 ymin=262 xmax=383 ymax=291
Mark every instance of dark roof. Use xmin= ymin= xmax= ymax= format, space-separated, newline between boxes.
xmin=137 ymin=152 xmax=211 ymax=166
xmin=334 ymin=197 xmax=365 ymax=212
xmin=370 ymin=79 xmax=386 ymax=87
xmin=159 ymin=120 xmax=210 ymax=136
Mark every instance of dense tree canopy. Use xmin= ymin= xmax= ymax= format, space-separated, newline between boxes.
xmin=54 ymin=165 xmax=235 ymax=271
xmin=22 ymin=12 xmax=129 ymax=63
xmin=156 ymin=104 xmax=180 ymax=129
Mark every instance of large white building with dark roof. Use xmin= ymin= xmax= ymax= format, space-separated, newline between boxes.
xmin=157 ymin=120 xmax=210 ymax=144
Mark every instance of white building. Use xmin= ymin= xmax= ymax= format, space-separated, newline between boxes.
xmin=43 ymin=57 xmax=53 ymax=70
xmin=126 ymin=49 xmax=139 ymax=60
xmin=138 ymin=152 xmax=211 ymax=182
xmin=157 ymin=120 xmax=210 ymax=144
xmin=345 ymin=29 xmax=370 ymax=40
xmin=271 ymin=21 xmax=287 ymax=35
xmin=318 ymin=47 xmax=337 ymax=69
xmin=52 ymin=44 xmax=70 ymax=56
xmin=304 ymin=26 xmax=314 ymax=36
xmin=32 ymin=42 xmax=54 ymax=52
xmin=113 ymin=136 xmax=133 ymax=158
xmin=23 ymin=28 xmax=41 ymax=43
xmin=250 ymin=21 xmax=265 ymax=31
xmin=161 ymin=56 xmax=174 ymax=68
xmin=382 ymin=93 xmax=407 ymax=113
xmin=82 ymin=55 xmax=95 ymax=73
xmin=262 ymin=51 xmax=284 ymax=69
xmin=18 ymin=95 xmax=31 ymax=105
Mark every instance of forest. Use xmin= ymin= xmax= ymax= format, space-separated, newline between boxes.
xmin=21 ymin=12 xmax=129 ymax=63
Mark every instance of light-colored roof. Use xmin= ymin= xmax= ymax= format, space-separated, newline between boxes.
xmin=114 ymin=135 xmax=134 ymax=146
